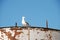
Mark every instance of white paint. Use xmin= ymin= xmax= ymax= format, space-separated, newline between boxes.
xmin=0 ymin=28 xmax=60 ymax=40
xmin=3 ymin=28 xmax=15 ymax=37
xmin=17 ymin=30 xmax=21 ymax=32
xmin=0 ymin=31 xmax=8 ymax=40
xmin=52 ymin=31 xmax=60 ymax=40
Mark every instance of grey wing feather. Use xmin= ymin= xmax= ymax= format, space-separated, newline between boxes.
xmin=25 ymin=21 xmax=29 ymax=25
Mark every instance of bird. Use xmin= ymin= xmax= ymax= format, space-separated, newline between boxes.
xmin=22 ymin=16 xmax=29 ymax=26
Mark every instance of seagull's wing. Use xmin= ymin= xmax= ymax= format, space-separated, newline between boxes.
xmin=25 ymin=21 xmax=29 ymax=26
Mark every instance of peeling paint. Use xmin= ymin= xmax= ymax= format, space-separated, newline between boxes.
xmin=0 ymin=27 xmax=60 ymax=40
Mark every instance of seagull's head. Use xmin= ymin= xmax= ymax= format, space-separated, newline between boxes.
xmin=22 ymin=16 xmax=25 ymax=19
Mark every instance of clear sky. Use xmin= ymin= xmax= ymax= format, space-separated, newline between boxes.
xmin=0 ymin=0 xmax=60 ymax=29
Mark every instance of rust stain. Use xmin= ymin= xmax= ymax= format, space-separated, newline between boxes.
xmin=0 ymin=27 xmax=23 ymax=40
xmin=0 ymin=27 xmax=60 ymax=40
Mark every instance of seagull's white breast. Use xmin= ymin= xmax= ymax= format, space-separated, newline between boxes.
xmin=22 ymin=19 xmax=26 ymax=26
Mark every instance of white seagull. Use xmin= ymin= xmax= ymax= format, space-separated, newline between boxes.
xmin=22 ymin=16 xmax=29 ymax=26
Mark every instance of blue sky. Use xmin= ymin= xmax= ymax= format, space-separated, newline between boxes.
xmin=0 ymin=0 xmax=60 ymax=29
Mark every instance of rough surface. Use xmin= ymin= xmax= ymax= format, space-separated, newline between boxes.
xmin=0 ymin=27 xmax=60 ymax=40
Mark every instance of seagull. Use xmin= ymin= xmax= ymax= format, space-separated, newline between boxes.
xmin=22 ymin=16 xmax=29 ymax=26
